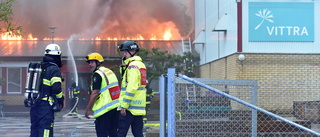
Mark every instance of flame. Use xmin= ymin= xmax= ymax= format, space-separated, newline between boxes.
xmin=1 ymin=32 xmax=22 ymax=40
xmin=43 ymin=37 xmax=64 ymax=41
xmin=163 ymin=29 xmax=172 ymax=40
xmin=1 ymin=21 xmax=181 ymax=41
xmin=95 ymin=37 xmax=101 ymax=40
xmin=27 ymin=33 xmax=38 ymax=40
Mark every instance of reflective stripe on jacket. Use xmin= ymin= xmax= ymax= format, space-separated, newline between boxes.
xmin=91 ymin=66 xmax=120 ymax=118
xmin=73 ymin=88 xmax=80 ymax=95
xmin=119 ymin=56 xmax=147 ymax=116
xmin=41 ymin=61 xmax=63 ymax=101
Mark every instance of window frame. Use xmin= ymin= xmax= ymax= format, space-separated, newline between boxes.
xmin=6 ymin=67 xmax=22 ymax=94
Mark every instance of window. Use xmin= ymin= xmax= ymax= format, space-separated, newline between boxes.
xmin=7 ymin=68 xmax=21 ymax=93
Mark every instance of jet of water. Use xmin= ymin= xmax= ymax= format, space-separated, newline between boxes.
xmin=67 ymin=36 xmax=78 ymax=86
xmin=65 ymin=8 xmax=109 ymax=86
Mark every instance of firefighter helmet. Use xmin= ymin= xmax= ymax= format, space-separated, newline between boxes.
xmin=86 ymin=52 xmax=104 ymax=63
xmin=44 ymin=43 xmax=62 ymax=55
xmin=118 ymin=40 xmax=140 ymax=52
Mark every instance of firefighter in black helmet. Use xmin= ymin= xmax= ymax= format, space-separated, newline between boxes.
xmin=118 ymin=40 xmax=147 ymax=137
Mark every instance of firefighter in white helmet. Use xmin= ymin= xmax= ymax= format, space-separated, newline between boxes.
xmin=29 ymin=43 xmax=64 ymax=137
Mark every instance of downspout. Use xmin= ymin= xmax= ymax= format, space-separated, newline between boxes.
xmin=204 ymin=0 xmax=206 ymax=63
xmin=218 ymin=0 xmax=220 ymax=58
xmin=237 ymin=0 xmax=242 ymax=52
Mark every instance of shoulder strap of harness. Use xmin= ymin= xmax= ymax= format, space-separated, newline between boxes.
xmin=97 ymin=69 xmax=109 ymax=85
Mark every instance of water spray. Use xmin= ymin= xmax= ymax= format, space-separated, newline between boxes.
xmin=62 ymin=8 xmax=108 ymax=118
xmin=67 ymin=36 xmax=79 ymax=86
xmin=63 ymin=35 xmax=80 ymax=118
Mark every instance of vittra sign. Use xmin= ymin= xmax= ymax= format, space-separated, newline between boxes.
xmin=249 ymin=2 xmax=314 ymax=42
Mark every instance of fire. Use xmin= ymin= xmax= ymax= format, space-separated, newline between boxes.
xmin=163 ymin=29 xmax=172 ymax=40
xmin=1 ymin=32 xmax=22 ymax=40
xmin=95 ymin=37 xmax=101 ymax=40
xmin=43 ymin=37 xmax=64 ymax=41
xmin=1 ymin=21 xmax=181 ymax=41
xmin=27 ymin=34 xmax=38 ymax=40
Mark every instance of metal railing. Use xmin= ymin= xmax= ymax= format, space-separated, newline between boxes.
xmin=159 ymin=68 xmax=320 ymax=137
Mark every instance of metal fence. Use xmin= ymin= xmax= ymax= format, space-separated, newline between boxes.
xmin=160 ymin=68 xmax=320 ymax=137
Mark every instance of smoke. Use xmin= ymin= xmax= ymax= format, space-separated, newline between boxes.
xmin=12 ymin=0 xmax=193 ymax=40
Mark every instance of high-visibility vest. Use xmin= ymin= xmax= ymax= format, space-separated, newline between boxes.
xmin=91 ymin=66 xmax=120 ymax=118
xmin=119 ymin=56 xmax=147 ymax=116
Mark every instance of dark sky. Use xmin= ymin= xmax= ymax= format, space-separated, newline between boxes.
xmin=12 ymin=0 xmax=194 ymax=40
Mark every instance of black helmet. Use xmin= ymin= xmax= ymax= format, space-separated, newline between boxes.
xmin=118 ymin=40 xmax=140 ymax=52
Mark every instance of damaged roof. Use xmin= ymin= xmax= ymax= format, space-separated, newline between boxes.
xmin=0 ymin=40 xmax=184 ymax=59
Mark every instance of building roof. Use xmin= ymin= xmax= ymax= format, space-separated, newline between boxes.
xmin=0 ymin=40 xmax=184 ymax=59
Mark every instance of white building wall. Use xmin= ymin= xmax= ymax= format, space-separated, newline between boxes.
xmin=205 ymin=0 xmax=219 ymax=63
xmin=194 ymin=0 xmax=207 ymax=64
xmin=195 ymin=0 xmax=319 ymax=65
xmin=216 ymin=0 xmax=238 ymax=58
xmin=194 ymin=0 xmax=238 ymax=65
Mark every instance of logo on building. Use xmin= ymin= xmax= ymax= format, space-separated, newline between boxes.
xmin=254 ymin=9 xmax=274 ymax=30
xmin=249 ymin=2 xmax=314 ymax=42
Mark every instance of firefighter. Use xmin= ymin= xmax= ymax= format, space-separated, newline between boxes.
xmin=30 ymin=43 xmax=64 ymax=137
xmin=84 ymin=52 xmax=121 ymax=137
xmin=185 ymin=57 xmax=195 ymax=77
xmin=118 ymin=40 xmax=147 ymax=137
xmin=69 ymin=81 xmax=80 ymax=114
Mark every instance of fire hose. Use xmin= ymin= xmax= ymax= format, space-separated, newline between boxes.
xmin=63 ymin=97 xmax=79 ymax=118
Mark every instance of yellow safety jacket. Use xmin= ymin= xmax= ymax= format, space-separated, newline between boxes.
xmin=91 ymin=66 xmax=120 ymax=118
xmin=119 ymin=56 xmax=147 ymax=116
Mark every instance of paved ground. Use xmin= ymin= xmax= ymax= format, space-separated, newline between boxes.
xmin=0 ymin=105 xmax=159 ymax=137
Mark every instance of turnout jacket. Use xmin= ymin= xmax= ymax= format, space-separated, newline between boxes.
xmin=119 ymin=56 xmax=147 ymax=116
xmin=40 ymin=56 xmax=63 ymax=102
xmin=69 ymin=86 xmax=80 ymax=99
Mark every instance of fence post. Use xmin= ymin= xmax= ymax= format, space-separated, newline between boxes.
xmin=167 ymin=68 xmax=176 ymax=137
xmin=252 ymin=84 xmax=258 ymax=137
xmin=160 ymin=75 xmax=167 ymax=137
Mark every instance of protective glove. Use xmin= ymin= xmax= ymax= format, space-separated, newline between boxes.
xmin=57 ymin=96 xmax=64 ymax=109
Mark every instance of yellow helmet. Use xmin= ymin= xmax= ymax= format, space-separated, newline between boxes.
xmin=86 ymin=52 xmax=104 ymax=63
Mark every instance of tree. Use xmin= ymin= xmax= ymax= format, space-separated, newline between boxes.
xmin=139 ymin=48 xmax=199 ymax=86
xmin=0 ymin=0 xmax=22 ymax=85
xmin=0 ymin=0 xmax=22 ymax=36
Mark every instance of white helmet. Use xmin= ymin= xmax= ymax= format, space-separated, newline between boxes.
xmin=44 ymin=43 xmax=61 ymax=55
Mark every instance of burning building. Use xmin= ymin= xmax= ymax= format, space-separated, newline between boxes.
xmin=0 ymin=39 xmax=187 ymax=107
xmin=0 ymin=0 xmax=195 ymax=107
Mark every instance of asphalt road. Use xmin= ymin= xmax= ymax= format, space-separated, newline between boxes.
xmin=0 ymin=111 xmax=155 ymax=137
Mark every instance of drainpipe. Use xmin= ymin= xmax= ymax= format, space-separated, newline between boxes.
xmin=237 ymin=1 xmax=242 ymax=52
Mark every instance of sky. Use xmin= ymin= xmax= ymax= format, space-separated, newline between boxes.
xmin=12 ymin=0 xmax=194 ymax=40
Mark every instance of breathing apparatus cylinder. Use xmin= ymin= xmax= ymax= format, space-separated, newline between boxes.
xmin=31 ymin=63 xmax=42 ymax=99
xmin=25 ymin=63 xmax=36 ymax=99
xmin=24 ymin=62 xmax=42 ymax=107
